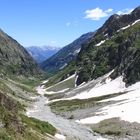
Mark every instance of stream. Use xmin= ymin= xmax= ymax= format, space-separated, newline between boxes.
xmin=26 ymin=85 xmax=106 ymax=140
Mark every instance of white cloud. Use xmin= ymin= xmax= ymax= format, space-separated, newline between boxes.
xmin=66 ymin=20 xmax=79 ymax=27
xmin=85 ymin=7 xmax=113 ymax=20
xmin=66 ymin=22 xmax=71 ymax=27
xmin=50 ymin=40 xmax=57 ymax=46
xmin=117 ymin=8 xmax=134 ymax=15
xmin=105 ymin=9 xmax=113 ymax=13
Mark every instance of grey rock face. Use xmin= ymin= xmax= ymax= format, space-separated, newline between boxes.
xmin=0 ymin=29 xmax=40 ymax=76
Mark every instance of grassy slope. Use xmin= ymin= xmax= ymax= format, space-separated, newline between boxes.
xmin=49 ymin=92 xmax=126 ymax=113
xmin=46 ymin=75 xmax=75 ymax=92
xmin=45 ymin=60 xmax=76 ymax=88
xmin=0 ymin=77 xmax=56 ymax=140
xmin=91 ymin=117 xmax=140 ymax=139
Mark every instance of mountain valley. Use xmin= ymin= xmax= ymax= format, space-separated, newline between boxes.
xmin=26 ymin=46 xmax=60 ymax=63
xmin=1 ymin=5 xmax=140 ymax=140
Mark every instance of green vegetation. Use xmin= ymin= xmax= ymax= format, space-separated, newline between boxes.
xmin=19 ymin=78 xmax=41 ymax=88
xmin=21 ymin=115 xmax=56 ymax=136
xmin=0 ymin=81 xmax=14 ymax=95
xmin=46 ymin=75 xmax=75 ymax=92
xmin=76 ymin=22 xmax=140 ymax=85
xmin=45 ymin=60 xmax=76 ymax=89
xmin=11 ymin=76 xmax=41 ymax=88
xmin=92 ymin=117 xmax=140 ymax=139
xmin=91 ymin=117 xmax=139 ymax=138
xmin=0 ymin=113 xmax=56 ymax=140
xmin=0 ymin=76 xmax=57 ymax=140
xmin=0 ymin=19 xmax=58 ymax=140
xmin=0 ymin=89 xmax=56 ymax=140
xmin=0 ymin=91 xmax=24 ymax=140
xmin=0 ymin=28 xmax=41 ymax=77
xmin=50 ymin=92 xmax=126 ymax=113
xmin=92 ymin=118 xmax=125 ymax=136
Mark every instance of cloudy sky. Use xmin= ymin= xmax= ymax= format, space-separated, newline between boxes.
xmin=0 ymin=0 xmax=139 ymax=47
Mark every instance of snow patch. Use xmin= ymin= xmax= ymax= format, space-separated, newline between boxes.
xmin=117 ymin=19 xmax=140 ymax=33
xmin=47 ymin=70 xmax=115 ymax=103
xmin=26 ymin=109 xmax=39 ymax=116
xmin=117 ymin=24 xmax=131 ymax=32
xmin=30 ymin=96 xmax=38 ymax=100
xmin=42 ymin=80 xmax=49 ymax=84
xmin=104 ymin=33 xmax=108 ymax=37
xmin=95 ymin=40 xmax=105 ymax=47
xmin=46 ymin=88 xmax=70 ymax=95
xmin=55 ymin=133 xmax=66 ymax=140
xmin=76 ymin=81 xmax=140 ymax=124
xmin=69 ymin=76 xmax=125 ymax=100
xmin=26 ymin=105 xmax=39 ymax=116
xmin=74 ymin=48 xmax=81 ymax=55
xmin=75 ymin=75 xmax=78 ymax=87
xmin=97 ymin=138 xmax=108 ymax=140
xmin=131 ymin=19 xmax=140 ymax=26
xmin=59 ymin=63 xmax=67 ymax=70
xmin=36 ymin=85 xmax=46 ymax=95
xmin=79 ymin=82 xmax=86 ymax=87
xmin=95 ymin=19 xmax=140 ymax=46
xmin=121 ymin=24 xmax=131 ymax=30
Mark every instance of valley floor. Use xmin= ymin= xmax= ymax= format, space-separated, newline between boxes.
xmin=39 ymin=71 xmax=140 ymax=140
xmin=27 ymin=84 xmax=106 ymax=140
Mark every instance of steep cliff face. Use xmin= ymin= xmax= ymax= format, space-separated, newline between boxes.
xmin=45 ymin=6 xmax=140 ymax=87
xmin=95 ymin=6 xmax=140 ymax=37
xmin=76 ymin=6 xmax=140 ymax=85
xmin=0 ymin=29 xmax=40 ymax=76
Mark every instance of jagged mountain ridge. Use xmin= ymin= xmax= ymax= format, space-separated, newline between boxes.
xmin=76 ymin=6 xmax=140 ymax=85
xmin=26 ymin=46 xmax=60 ymax=63
xmin=46 ymin=6 xmax=140 ymax=87
xmin=41 ymin=32 xmax=95 ymax=74
xmin=0 ymin=29 xmax=40 ymax=76
xmin=96 ymin=6 xmax=140 ymax=37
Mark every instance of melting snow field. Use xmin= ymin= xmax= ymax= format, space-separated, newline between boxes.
xmin=69 ymin=76 xmax=126 ymax=100
xmin=45 ymin=70 xmax=140 ymax=126
xmin=76 ymin=81 xmax=140 ymax=124
xmin=38 ymin=71 xmax=140 ymax=126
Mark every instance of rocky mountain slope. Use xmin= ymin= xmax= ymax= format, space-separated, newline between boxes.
xmin=76 ymin=6 xmax=140 ymax=86
xmin=1 ymin=5 xmax=140 ymax=140
xmin=0 ymin=29 xmax=40 ymax=76
xmin=40 ymin=7 xmax=140 ymax=140
xmin=0 ymin=29 xmax=57 ymax=139
xmin=45 ymin=6 xmax=140 ymax=88
xmin=44 ymin=70 xmax=140 ymax=140
xmin=26 ymin=46 xmax=60 ymax=63
xmin=41 ymin=32 xmax=95 ymax=74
